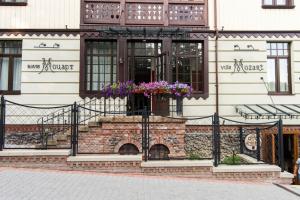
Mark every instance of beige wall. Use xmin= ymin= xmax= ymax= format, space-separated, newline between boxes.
xmin=1 ymin=34 xmax=82 ymax=105
xmin=212 ymin=0 xmax=300 ymax=30
xmin=183 ymin=36 xmax=300 ymax=124
xmin=0 ymin=0 xmax=80 ymax=29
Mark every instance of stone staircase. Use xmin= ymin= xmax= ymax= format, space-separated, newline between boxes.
xmin=46 ymin=130 xmax=71 ymax=149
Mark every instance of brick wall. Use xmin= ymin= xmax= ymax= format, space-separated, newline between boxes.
xmin=0 ymin=155 xmax=68 ymax=169
xmin=78 ymin=116 xmax=186 ymax=159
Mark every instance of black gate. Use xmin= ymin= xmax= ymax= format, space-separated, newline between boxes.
xmin=213 ymin=115 xmax=284 ymax=171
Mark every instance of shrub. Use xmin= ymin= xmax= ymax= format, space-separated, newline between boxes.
xmin=221 ymin=155 xmax=243 ymax=165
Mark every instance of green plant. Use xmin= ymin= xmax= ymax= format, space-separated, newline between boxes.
xmin=188 ymin=153 xmax=202 ymax=160
xmin=221 ymin=155 xmax=243 ymax=165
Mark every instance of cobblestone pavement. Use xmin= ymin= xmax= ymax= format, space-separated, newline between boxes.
xmin=0 ymin=168 xmax=298 ymax=200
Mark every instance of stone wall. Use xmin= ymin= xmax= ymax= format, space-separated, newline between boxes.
xmin=220 ymin=133 xmax=240 ymax=159
xmin=185 ymin=132 xmax=240 ymax=160
xmin=185 ymin=133 xmax=213 ymax=159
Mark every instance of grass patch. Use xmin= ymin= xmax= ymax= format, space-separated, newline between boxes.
xmin=188 ymin=153 xmax=202 ymax=160
xmin=221 ymin=155 xmax=243 ymax=165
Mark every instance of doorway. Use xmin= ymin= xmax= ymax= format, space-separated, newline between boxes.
xmin=283 ymin=134 xmax=298 ymax=173
xmin=127 ymin=41 xmax=168 ymax=115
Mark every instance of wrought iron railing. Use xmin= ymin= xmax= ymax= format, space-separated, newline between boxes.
xmin=36 ymin=94 xmax=183 ymax=149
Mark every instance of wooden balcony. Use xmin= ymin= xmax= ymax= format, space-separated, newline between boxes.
xmin=82 ymin=0 xmax=208 ymax=27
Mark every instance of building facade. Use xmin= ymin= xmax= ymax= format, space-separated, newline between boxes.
xmin=1 ymin=0 xmax=300 ymax=172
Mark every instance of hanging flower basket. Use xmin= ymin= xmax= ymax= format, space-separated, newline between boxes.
xmin=100 ymin=81 xmax=192 ymax=98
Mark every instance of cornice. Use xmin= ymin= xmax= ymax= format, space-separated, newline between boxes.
xmin=1 ymin=29 xmax=300 ymax=38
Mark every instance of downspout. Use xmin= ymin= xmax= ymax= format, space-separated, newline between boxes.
xmin=214 ymin=0 xmax=219 ymax=115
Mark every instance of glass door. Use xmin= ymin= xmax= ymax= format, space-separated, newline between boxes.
xmin=127 ymin=41 xmax=169 ymax=115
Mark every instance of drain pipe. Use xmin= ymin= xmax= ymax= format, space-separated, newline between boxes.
xmin=214 ymin=0 xmax=220 ymax=115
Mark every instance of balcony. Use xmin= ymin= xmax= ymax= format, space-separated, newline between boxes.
xmin=82 ymin=0 xmax=207 ymax=27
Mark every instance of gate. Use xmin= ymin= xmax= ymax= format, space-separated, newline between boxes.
xmin=213 ymin=115 xmax=284 ymax=171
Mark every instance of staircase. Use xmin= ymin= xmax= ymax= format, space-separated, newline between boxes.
xmin=37 ymin=96 xmax=128 ymax=149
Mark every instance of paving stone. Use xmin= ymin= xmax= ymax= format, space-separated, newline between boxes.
xmin=0 ymin=168 xmax=299 ymax=200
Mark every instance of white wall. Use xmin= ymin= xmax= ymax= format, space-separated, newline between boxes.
xmin=1 ymin=34 xmax=82 ymax=106
xmin=184 ymin=36 xmax=300 ymax=124
xmin=0 ymin=0 xmax=80 ymax=29
xmin=212 ymin=0 xmax=300 ymax=30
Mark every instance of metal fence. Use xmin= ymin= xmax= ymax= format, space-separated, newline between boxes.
xmin=212 ymin=115 xmax=284 ymax=171
xmin=0 ymin=96 xmax=73 ymax=150
xmin=0 ymin=95 xmax=285 ymax=171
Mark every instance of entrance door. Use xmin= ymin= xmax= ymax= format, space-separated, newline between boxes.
xmin=152 ymin=53 xmax=169 ymax=116
xmin=127 ymin=41 xmax=168 ymax=114
xmin=283 ymin=134 xmax=298 ymax=173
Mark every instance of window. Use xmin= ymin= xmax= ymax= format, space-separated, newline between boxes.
xmin=172 ymin=42 xmax=204 ymax=92
xmin=85 ymin=41 xmax=117 ymax=92
xmin=262 ymin=0 xmax=294 ymax=8
xmin=0 ymin=41 xmax=22 ymax=95
xmin=267 ymin=42 xmax=291 ymax=94
xmin=0 ymin=0 xmax=27 ymax=6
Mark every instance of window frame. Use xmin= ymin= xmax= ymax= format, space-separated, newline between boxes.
xmin=262 ymin=0 xmax=295 ymax=9
xmin=267 ymin=42 xmax=292 ymax=95
xmin=0 ymin=0 xmax=27 ymax=6
xmin=171 ymin=40 xmax=206 ymax=96
xmin=0 ymin=40 xmax=22 ymax=95
xmin=84 ymin=39 xmax=118 ymax=94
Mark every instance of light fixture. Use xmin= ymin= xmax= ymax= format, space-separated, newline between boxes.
xmin=234 ymin=45 xmax=240 ymax=51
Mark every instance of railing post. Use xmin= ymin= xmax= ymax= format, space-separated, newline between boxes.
xmin=176 ymin=96 xmax=183 ymax=116
xmin=256 ymin=128 xmax=261 ymax=161
xmin=213 ymin=113 xmax=220 ymax=167
xmin=239 ymin=127 xmax=243 ymax=154
xmin=71 ymin=102 xmax=78 ymax=156
xmin=278 ymin=119 xmax=284 ymax=172
xmin=142 ymin=106 xmax=149 ymax=162
xmin=0 ymin=95 xmax=5 ymax=151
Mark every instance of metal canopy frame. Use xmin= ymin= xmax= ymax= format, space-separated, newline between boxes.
xmin=96 ymin=27 xmax=191 ymax=38
xmin=236 ymin=104 xmax=300 ymax=119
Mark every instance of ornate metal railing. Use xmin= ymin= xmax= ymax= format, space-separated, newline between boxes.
xmin=83 ymin=0 xmax=207 ymax=26
xmin=35 ymin=94 xmax=183 ymax=149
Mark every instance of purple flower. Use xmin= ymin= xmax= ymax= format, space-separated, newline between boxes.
xmin=99 ymin=81 xmax=192 ymax=98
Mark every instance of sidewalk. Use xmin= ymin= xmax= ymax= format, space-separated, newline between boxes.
xmin=277 ymin=185 xmax=300 ymax=197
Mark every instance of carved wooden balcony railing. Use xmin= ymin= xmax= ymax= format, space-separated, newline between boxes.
xmin=82 ymin=0 xmax=207 ymax=26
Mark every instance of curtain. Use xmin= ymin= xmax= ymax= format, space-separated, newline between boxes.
xmin=0 ymin=57 xmax=9 ymax=91
xmin=13 ymin=57 xmax=22 ymax=91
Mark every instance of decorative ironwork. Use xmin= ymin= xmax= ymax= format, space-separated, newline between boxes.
xmin=84 ymin=2 xmax=121 ymax=24
xmin=236 ymin=104 xmax=300 ymax=119
xmin=169 ymin=4 xmax=205 ymax=25
xmin=126 ymin=3 xmax=164 ymax=24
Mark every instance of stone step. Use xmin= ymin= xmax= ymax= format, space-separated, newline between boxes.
xmin=79 ymin=126 xmax=89 ymax=132
xmin=56 ymin=135 xmax=68 ymax=141
xmin=88 ymin=121 xmax=100 ymax=127
xmin=47 ymin=140 xmax=58 ymax=146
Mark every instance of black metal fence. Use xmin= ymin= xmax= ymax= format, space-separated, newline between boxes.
xmin=212 ymin=115 xmax=284 ymax=171
xmin=0 ymin=96 xmax=73 ymax=150
xmin=0 ymin=95 xmax=285 ymax=171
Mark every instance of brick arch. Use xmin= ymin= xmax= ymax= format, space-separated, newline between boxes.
xmin=114 ymin=140 xmax=142 ymax=154
xmin=149 ymin=143 xmax=171 ymax=160
xmin=149 ymin=140 xmax=176 ymax=155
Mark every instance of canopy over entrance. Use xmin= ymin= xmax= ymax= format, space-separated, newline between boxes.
xmin=96 ymin=27 xmax=192 ymax=38
xmin=236 ymin=104 xmax=300 ymax=119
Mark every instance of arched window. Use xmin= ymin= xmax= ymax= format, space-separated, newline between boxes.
xmin=118 ymin=143 xmax=139 ymax=155
xmin=149 ymin=144 xmax=170 ymax=160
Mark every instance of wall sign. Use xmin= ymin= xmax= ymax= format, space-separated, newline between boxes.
xmin=34 ymin=43 xmax=60 ymax=49
xmin=27 ymin=58 xmax=74 ymax=74
xmin=244 ymin=133 xmax=262 ymax=151
xmin=221 ymin=59 xmax=264 ymax=73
